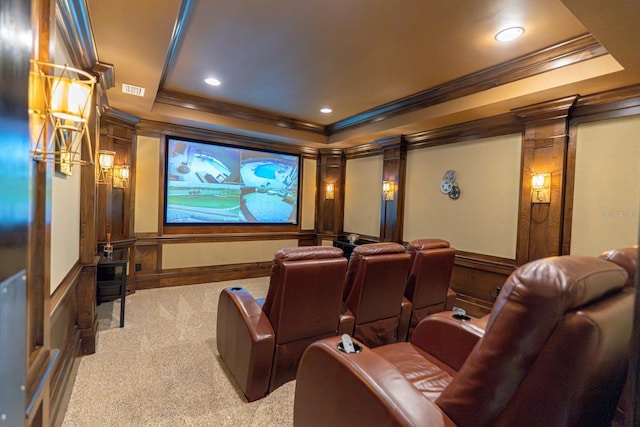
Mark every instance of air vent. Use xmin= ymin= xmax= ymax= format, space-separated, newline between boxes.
xmin=122 ymin=83 xmax=145 ymax=97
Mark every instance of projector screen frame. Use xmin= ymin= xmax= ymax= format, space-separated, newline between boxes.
xmin=162 ymin=135 xmax=302 ymax=229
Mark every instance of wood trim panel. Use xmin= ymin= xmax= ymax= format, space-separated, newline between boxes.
xmin=135 ymin=261 xmax=272 ymax=290
xmin=450 ymin=253 xmax=517 ymax=317
xmin=380 ymin=137 xmax=406 ymax=242
xmin=316 ymin=151 xmax=346 ymax=234
xmin=48 ymin=270 xmax=80 ymax=427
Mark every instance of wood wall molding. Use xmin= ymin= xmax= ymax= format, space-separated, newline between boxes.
xmin=327 ymin=34 xmax=604 ymax=135
xmin=136 ymin=118 xmax=320 ymax=159
xmin=405 ymin=113 xmax=524 ymax=150
xmin=155 ymin=88 xmax=326 ymax=135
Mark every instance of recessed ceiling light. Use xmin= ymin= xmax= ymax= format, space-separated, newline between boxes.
xmin=495 ymin=27 xmax=524 ymax=42
xmin=320 ymin=107 xmax=332 ymax=114
xmin=205 ymin=77 xmax=221 ymax=86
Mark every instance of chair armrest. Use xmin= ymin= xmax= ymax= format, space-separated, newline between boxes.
xmin=398 ymin=297 xmax=412 ymax=341
xmin=216 ymin=287 xmax=275 ymax=401
xmin=411 ymin=311 xmax=485 ymax=372
xmin=338 ymin=303 xmax=355 ymax=335
xmin=294 ymin=336 xmax=455 ymax=427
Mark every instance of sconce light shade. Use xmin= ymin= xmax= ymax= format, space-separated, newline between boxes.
xmin=382 ymin=181 xmax=395 ymax=201
xmin=96 ymin=150 xmax=116 ymax=185
xmin=30 ymin=61 xmax=97 ymax=167
xmin=531 ymin=172 xmax=551 ymax=203
xmin=325 ymin=183 xmax=335 ymax=200
xmin=113 ymin=165 xmax=130 ymax=189
xmin=50 ymin=78 xmax=92 ymax=123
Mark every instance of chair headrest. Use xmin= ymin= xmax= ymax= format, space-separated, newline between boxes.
xmin=499 ymin=255 xmax=627 ymax=313
xmin=598 ymin=246 xmax=638 ymax=288
xmin=274 ymin=246 xmax=344 ymax=263
xmin=352 ymin=242 xmax=406 ymax=257
xmin=407 ymin=238 xmax=450 ymax=252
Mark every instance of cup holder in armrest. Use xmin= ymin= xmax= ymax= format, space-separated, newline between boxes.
xmin=452 ymin=313 xmax=472 ymax=322
xmin=338 ymin=342 xmax=362 ymax=353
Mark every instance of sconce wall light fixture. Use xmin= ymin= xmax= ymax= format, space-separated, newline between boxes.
xmin=30 ymin=60 xmax=97 ymax=167
xmin=325 ymin=183 xmax=335 ymax=200
xmin=531 ymin=172 xmax=551 ymax=203
xmin=113 ymin=165 xmax=130 ymax=189
xmin=96 ymin=150 xmax=115 ymax=185
xmin=382 ymin=181 xmax=396 ymax=201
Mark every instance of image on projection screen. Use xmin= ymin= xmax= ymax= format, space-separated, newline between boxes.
xmin=164 ymin=137 xmax=299 ymax=224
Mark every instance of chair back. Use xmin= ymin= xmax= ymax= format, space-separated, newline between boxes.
xmin=436 ymin=255 xmax=632 ymax=427
xmin=343 ymin=242 xmax=412 ymax=347
xmin=405 ymin=239 xmax=456 ymax=330
xmin=262 ymin=246 xmax=348 ymax=390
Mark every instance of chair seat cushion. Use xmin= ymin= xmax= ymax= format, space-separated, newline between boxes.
xmin=373 ymin=342 xmax=455 ymax=402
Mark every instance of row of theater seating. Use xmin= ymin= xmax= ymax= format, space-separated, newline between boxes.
xmin=294 ymin=246 xmax=638 ymax=427
xmin=216 ymin=238 xmax=459 ymax=401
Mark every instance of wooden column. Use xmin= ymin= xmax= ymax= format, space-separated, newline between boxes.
xmin=379 ymin=136 xmax=407 ymax=242
xmin=513 ymin=96 xmax=578 ymax=264
xmin=316 ymin=149 xmax=345 ymax=236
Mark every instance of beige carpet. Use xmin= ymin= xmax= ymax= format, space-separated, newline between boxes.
xmin=62 ymin=277 xmax=296 ymax=427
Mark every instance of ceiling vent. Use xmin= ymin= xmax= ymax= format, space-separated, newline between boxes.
xmin=122 ymin=83 xmax=145 ymax=97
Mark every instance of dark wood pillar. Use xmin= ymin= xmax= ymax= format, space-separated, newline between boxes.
xmin=513 ymin=96 xmax=578 ymax=264
xmin=379 ymin=136 xmax=407 ymax=242
xmin=316 ymin=149 xmax=345 ymax=237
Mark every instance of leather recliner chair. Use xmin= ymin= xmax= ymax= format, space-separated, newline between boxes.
xmin=294 ymin=254 xmax=634 ymax=426
xmin=598 ymin=246 xmax=638 ymax=427
xmin=405 ymin=238 xmax=457 ymax=339
xmin=216 ymin=246 xmax=348 ymax=402
xmin=341 ymin=242 xmax=413 ymax=348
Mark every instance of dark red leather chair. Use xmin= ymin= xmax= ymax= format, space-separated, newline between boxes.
xmin=405 ymin=238 xmax=457 ymax=339
xmin=341 ymin=242 xmax=413 ymax=348
xmin=294 ymin=254 xmax=634 ymax=426
xmin=216 ymin=246 xmax=348 ymax=401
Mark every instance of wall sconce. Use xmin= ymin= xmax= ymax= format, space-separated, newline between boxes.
xmin=113 ymin=165 xmax=130 ymax=189
xmin=325 ymin=183 xmax=335 ymax=200
xmin=30 ymin=60 xmax=97 ymax=167
xmin=531 ymin=172 xmax=551 ymax=203
xmin=96 ymin=150 xmax=115 ymax=185
xmin=382 ymin=181 xmax=396 ymax=201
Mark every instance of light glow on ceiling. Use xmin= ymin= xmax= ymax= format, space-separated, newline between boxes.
xmin=320 ymin=107 xmax=333 ymax=114
xmin=495 ymin=27 xmax=524 ymax=42
xmin=205 ymin=77 xmax=221 ymax=86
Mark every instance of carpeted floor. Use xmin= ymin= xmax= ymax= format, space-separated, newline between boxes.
xmin=62 ymin=277 xmax=296 ymax=427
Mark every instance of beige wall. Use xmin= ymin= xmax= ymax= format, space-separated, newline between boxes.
xmin=404 ymin=134 xmax=521 ymax=258
xmin=301 ymin=157 xmax=316 ymax=230
xmin=162 ymin=239 xmax=299 ymax=269
xmin=50 ymin=165 xmax=81 ymax=294
xmin=50 ymin=29 xmax=80 ymax=294
xmin=344 ymin=155 xmax=383 ymax=237
xmin=134 ymin=135 xmax=161 ymax=233
xmin=570 ymin=115 xmax=640 ymax=255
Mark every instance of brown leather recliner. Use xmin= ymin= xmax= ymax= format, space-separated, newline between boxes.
xmin=598 ymin=246 xmax=638 ymax=427
xmin=405 ymin=238 xmax=457 ymax=339
xmin=294 ymin=254 xmax=634 ymax=427
xmin=216 ymin=246 xmax=348 ymax=402
xmin=341 ymin=242 xmax=413 ymax=348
